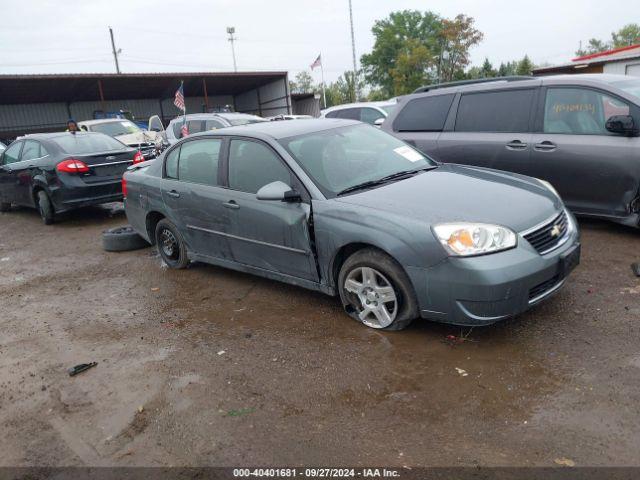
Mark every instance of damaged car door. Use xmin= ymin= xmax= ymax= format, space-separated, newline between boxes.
xmin=222 ymin=138 xmax=318 ymax=282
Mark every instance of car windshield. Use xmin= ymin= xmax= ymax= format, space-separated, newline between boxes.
xmin=380 ymin=105 xmax=396 ymax=114
xmin=226 ymin=116 xmax=267 ymax=126
xmin=606 ymin=78 xmax=640 ymax=100
xmin=52 ymin=134 xmax=128 ymax=154
xmin=279 ymin=124 xmax=435 ymax=198
xmin=89 ymin=121 xmax=141 ymax=137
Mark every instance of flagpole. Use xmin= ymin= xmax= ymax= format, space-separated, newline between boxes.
xmin=181 ymin=80 xmax=186 ymax=135
xmin=320 ymin=54 xmax=327 ymax=109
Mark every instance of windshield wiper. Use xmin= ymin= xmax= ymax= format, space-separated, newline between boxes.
xmin=336 ymin=166 xmax=438 ymax=196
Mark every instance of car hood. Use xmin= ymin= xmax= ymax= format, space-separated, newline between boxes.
xmin=333 ymin=163 xmax=563 ymax=233
xmin=115 ymin=131 xmax=160 ymax=145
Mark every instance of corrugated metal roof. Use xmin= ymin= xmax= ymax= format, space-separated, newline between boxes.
xmin=0 ymin=71 xmax=288 ymax=105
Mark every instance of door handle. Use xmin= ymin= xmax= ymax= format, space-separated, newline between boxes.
xmin=505 ymin=140 xmax=528 ymax=150
xmin=223 ymin=200 xmax=240 ymax=209
xmin=534 ymin=141 xmax=557 ymax=152
xmin=166 ymin=190 xmax=180 ymax=198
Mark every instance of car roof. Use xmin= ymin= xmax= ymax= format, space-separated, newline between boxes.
xmin=188 ymin=118 xmax=360 ymax=140
xmin=20 ymin=132 xmax=106 ymax=141
xmin=78 ymin=119 xmax=131 ymax=126
xmin=322 ymin=100 xmax=397 ymax=113
xmin=169 ymin=112 xmax=264 ymax=123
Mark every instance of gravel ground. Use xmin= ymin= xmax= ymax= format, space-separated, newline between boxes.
xmin=0 ymin=204 xmax=638 ymax=467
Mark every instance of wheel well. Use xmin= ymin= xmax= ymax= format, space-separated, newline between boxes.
xmin=332 ymin=242 xmax=387 ymax=288
xmin=145 ymin=211 xmax=165 ymax=244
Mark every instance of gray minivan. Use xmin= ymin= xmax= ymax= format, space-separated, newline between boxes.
xmin=383 ymin=74 xmax=640 ymax=228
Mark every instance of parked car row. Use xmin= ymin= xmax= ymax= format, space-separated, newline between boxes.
xmin=2 ymin=73 xmax=638 ymax=333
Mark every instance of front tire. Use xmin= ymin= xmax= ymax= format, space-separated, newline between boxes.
xmin=37 ymin=190 xmax=54 ymax=225
xmin=338 ymin=248 xmax=418 ymax=330
xmin=155 ymin=219 xmax=189 ymax=269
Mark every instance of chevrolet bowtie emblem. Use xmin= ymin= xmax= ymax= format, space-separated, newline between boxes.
xmin=550 ymin=225 xmax=561 ymax=237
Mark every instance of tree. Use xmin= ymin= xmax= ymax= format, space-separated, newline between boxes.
xmin=361 ymin=10 xmax=442 ymax=98
xmin=611 ymin=23 xmax=640 ymax=48
xmin=516 ymin=55 xmax=534 ymax=75
xmin=575 ymin=23 xmax=640 ymax=56
xmin=439 ymin=14 xmax=484 ymax=82
xmin=480 ymin=58 xmax=496 ymax=78
xmin=323 ymin=71 xmax=367 ymax=107
xmin=289 ymin=71 xmax=315 ymax=94
xmin=497 ymin=61 xmax=517 ymax=76
xmin=390 ymin=39 xmax=435 ymax=95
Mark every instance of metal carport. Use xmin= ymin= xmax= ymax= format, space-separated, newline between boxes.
xmin=0 ymin=71 xmax=291 ymax=141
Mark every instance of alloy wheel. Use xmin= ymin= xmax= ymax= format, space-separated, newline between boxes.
xmin=344 ymin=266 xmax=398 ymax=328
xmin=159 ymin=228 xmax=179 ymax=261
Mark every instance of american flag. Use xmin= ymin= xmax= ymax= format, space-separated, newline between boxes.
xmin=174 ymin=82 xmax=185 ymax=111
xmin=180 ymin=121 xmax=188 ymax=138
xmin=310 ymin=54 xmax=322 ymax=70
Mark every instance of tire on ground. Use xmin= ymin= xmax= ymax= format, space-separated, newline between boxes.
xmin=154 ymin=219 xmax=190 ymax=269
xmin=37 ymin=190 xmax=54 ymax=225
xmin=102 ymin=225 xmax=150 ymax=252
xmin=338 ymin=247 xmax=419 ymax=331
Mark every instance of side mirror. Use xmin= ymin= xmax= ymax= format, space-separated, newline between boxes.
xmin=374 ymin=118 xmax=385 ymax=127
xmin=605 ymin=115 xmax=639 ymax=136
xmin=256 ymin=181 xmax=301 ymax=202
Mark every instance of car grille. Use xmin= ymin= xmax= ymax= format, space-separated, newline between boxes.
xmin=529 ymin=274 xmax=562 ymax=303
xmin=523 ymin=210 xmax=569 ymax=255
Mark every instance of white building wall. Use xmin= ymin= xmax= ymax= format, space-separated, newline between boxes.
xmin=603 ymin=59 xmax=640 ymax=77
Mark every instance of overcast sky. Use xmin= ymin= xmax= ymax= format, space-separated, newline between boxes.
xmin=0 ymin=0 xmax=631 ymax=83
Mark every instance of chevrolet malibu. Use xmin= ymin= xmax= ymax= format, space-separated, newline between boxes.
xmin=123 ymin=119 xmax=580 ymax=330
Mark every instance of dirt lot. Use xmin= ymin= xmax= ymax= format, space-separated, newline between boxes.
xmin=0 ymin=204 xmax=639 ymax=467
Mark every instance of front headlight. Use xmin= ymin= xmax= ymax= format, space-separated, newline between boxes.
xmin=538 ymin=179 xmax=560 ymax=198
xmin=433 ymin=223 xmax=517 ymax=256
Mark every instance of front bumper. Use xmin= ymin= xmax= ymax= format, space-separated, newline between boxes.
xmin=407 ymin=214 xmax=581 ymax=326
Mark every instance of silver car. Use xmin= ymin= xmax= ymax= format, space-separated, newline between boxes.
xmin=166 ymin=113 xmax=267 ymax=145
xmin=123 ymin=119 xmax=580 ymax=330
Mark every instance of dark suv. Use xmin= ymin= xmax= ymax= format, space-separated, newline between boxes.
xmin=383 ymin=74 xmax=640 ymax=228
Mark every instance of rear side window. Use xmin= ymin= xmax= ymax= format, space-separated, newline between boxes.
xmin=393 ymin=94 xmax=455 ymax=132
xmin=165 ymin=147 xmax=179 ymax=179
xmin=52 ymin=134 xmax=128 ymax=154
xmin=360 ymin=108 xmax=385 ymax=125
xmin=178 ymin=139 xmax=221 ymax=186
xmin=2 ymin=141 xmax=22 ymax=164
xmin=455 ymin=89 xmax=535 ymax=133
xmin=20 ymin=140 xmax=42 ymax=161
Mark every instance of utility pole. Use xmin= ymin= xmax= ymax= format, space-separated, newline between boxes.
xmin=108 ymin=26 xmax=121 ymax=74
xmin=227 ymin=27 xmax=238 ymax=72
xmin=348 ymin=0 xmax=358 ymax=102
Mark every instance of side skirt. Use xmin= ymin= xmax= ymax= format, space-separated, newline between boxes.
xmin=188 ymin=251 xmax=336 ymax=296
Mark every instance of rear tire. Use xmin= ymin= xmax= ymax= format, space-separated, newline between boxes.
xmin=37 ymin=190 xmax=54 ymax=225
xmin=155 ymin=219 xmax=189 ymax=269
xmin=338 ymin=248 xmax=418 ymax=331
xmin=0 ymin=202 xmax=10 ymax=212
xmin=102 ymin=226 xmax=150 ymax=252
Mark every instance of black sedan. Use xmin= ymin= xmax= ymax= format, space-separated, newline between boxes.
xmin=0 ymin=132 xmax=143 ymax=224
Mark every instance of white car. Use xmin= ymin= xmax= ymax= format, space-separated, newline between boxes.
xmin=320 ymin=100 xmax=398 ymax=126
xmin=78 ymin=117 xmax=164 ymax=160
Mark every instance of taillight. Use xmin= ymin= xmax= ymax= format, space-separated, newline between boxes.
xmin=133 ymin=151 xmax=145 ymax=164
xmin=122 ymin=176 xmax=127 ymax=198
xmin=56 ymin=158 xmax=89 ymax=173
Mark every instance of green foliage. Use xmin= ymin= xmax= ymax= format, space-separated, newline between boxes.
xmin=575 ymin=23 xmax=640 ymax=56
xmin=289 ymin=71 xmax=316 ymax=94
xmin=516 ymin=55 xmax=534 ymax=76
xmin=360 ymin=10 xmax=482 ymax=97
xmin=323 ymin=71 xmax=367 ymax=108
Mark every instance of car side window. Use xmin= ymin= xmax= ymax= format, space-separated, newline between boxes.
xmin=228 ymin=139 xmax=291 ymax=194
xmin=164 ymin=147 xmax=179 ymax=179
xmin=172 ymin=122 xmax=183 ymax=139
xmin=360 ymin=108 xmax=385 ymax=125
xmin=325 ymin=111 xmax=340 ymax=119
xmin=2 ymin=142 xmax=22 ymax=164
xmin=337 ymin=108 xmax=361 ymax=120
xmin=20 ymin=140 xmax=42 ymax=161
xmin=178 ymin=139 xmax=221 ymax=186
xmin=543 ymin=88 xmax=630 ymax=135
xmin=455 ymin=89 xmax=535 ymax=133
xmin=205 ymin=119 xmax=225 ymax=130
xmin=187 ymin=120 xmax=204 ymax=134
xmin=393 ymin=94 xmax=455 ymax=132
